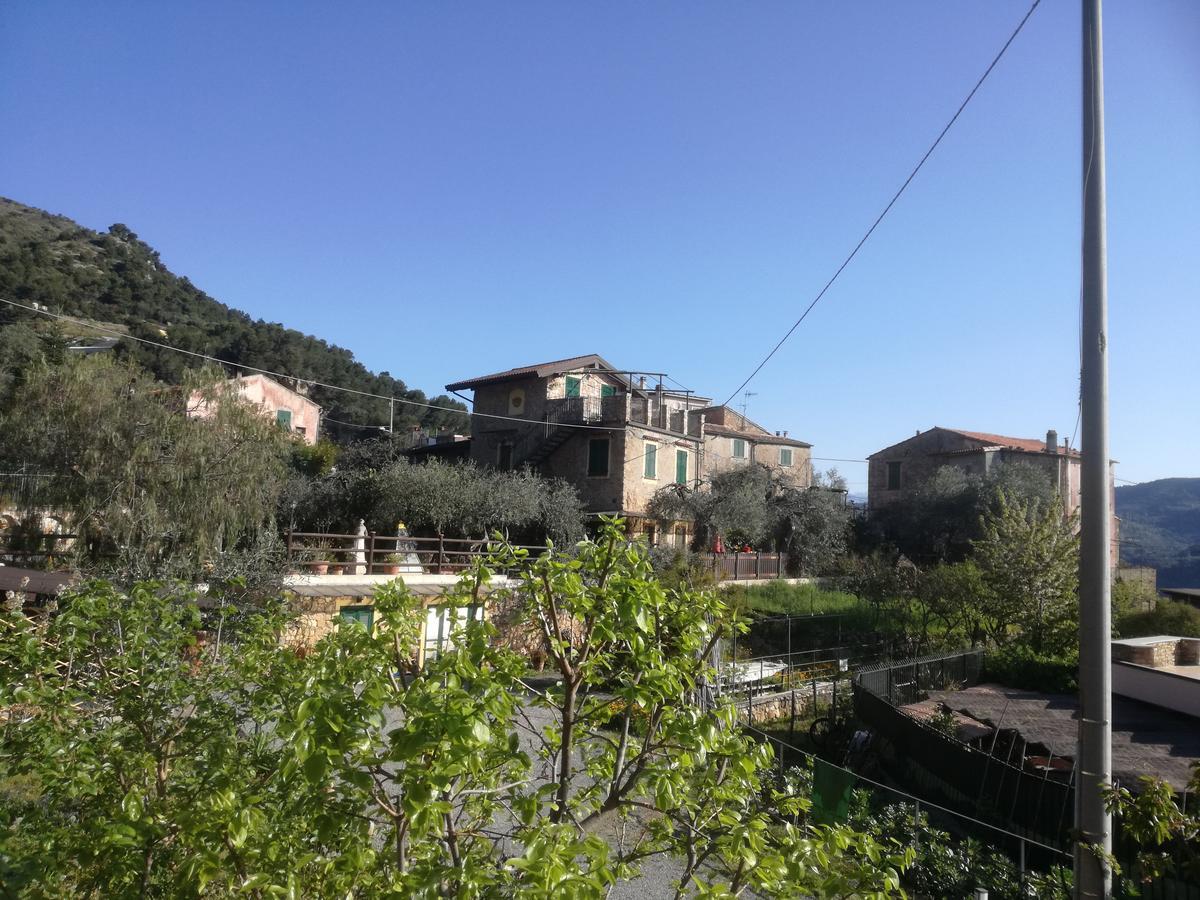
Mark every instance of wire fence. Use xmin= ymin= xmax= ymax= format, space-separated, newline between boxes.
xmin=742 ymin=722 xmax=1075 ymax=889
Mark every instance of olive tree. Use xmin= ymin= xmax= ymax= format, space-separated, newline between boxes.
xmin=0 ymin=356 xmax=290 ymax=582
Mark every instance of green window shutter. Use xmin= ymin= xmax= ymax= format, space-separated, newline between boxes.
xmin=588 ymin=438 xmax=610 ymax=476
xmin=600 ymin=384 xmax=616 ymax=398
xmin=733 ymin=438 xmax=745 ymax=458
xmin=340 ymin=606 xmax=374 ymax=632
xmin=644 ymin=443 xmax=657 ymax=478
xmin=565 ymin=376 xmax=581 ymax=398
xmin=887 ymin=461 xmax=902 ymax=490
xmin=675 ymin=449 xmax=687 ymax=484
xmin=276 ymin=409 xmax=293 ymax=430
xmin=779 ymin=448 xmax=793 ymax=467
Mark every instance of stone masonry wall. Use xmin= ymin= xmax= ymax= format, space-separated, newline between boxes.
xmin=734 ymin=682 xmax=835 ymax=726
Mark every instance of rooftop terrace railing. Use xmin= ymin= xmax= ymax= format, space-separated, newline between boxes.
xmin=284 ymin=530 xmax=550 ymax=576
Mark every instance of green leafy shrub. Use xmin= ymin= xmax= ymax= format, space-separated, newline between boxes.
xmin=1117 ymin=598 xmax=1200 ymax=638
xmin=851 ymin=801 xmax=1072 ymax=899
xmin=982 ymin=645 xmax=1079 ymax=693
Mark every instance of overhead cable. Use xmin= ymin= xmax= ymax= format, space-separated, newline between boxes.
xmin=720 ymin=0 xmax=1042 ymax=408
xmin=0 ymin=296 xmax=617 ymax=432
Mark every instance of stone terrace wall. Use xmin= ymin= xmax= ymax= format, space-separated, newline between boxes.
xmin=734 ymin=682 xmax=836 ymax=725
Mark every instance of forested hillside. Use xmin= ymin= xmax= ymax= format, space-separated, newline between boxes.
xmin=1116 ymin=477 xmax=1200 ymax=588
xmin=0 ymin=197 xmax=467 ymax=435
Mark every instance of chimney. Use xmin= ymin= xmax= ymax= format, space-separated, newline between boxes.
xmin=783 ymin=430 xmax=788 ymax=438
xmin=638 ymin=376 xmax=646 ymax=389
xmin=775 ymin=431 xmax=780 ymax=437
xmin=1046 ymin=429 xmax=1058 ymax=454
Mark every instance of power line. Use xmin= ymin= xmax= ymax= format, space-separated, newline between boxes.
xmin=322 ymin=415 xmax=391 ymax=431
xmin=0 ymin=296 xmax=617 ymax=433
xmin=720 ymin=0 xmax=1042 ymax=409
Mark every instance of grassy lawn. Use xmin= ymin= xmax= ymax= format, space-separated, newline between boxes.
xmin=725 ymin=581 xmax=862 ymax=618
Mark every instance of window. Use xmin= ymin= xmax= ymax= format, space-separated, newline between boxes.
xmin=600 ymin=384 xmax=617 ymax=398
xmin=675 ymin=449 xmax=688 ymax=484
xmin=497 ymin=441 xmax=514 ymax=471
xmin=732 ymin=438 xmax=746 ymax=459
xmin=779 ymin=448 xmax=793 ymax=467
xmin=887 ymin=461 xmax=903 ymax=490
xmin=674 ymin=525 xmax=688 ymax=548
xmin=565 ymin=376 xmax=581 ymax=398
xmin=643 ymin=442 xmax=657 ymax=478
xmin=340 ymin=605 xmax=374 ymax=632
xmin=588 ymin=438 xmax=610 ymax=477
xmin=276 ymin=408 xmax=293 ymax=430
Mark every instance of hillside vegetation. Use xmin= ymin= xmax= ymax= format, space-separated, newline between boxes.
xmin=1116 ymin=477 xmax=1200 ymax=588
xmin=0 ymin=197 xmax=467 ymax=434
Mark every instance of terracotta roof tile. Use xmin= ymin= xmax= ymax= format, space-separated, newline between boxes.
xmin=945 ymin=428 xmax=1080 ymax=457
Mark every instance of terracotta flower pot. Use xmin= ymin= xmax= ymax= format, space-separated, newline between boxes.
xmin=382 ymin=564 xmax=401 ymax=575
xmin=309 ymin=562 xmax=329 ymax=575
xmin=328 ymin=564 xmax=345 ymax=576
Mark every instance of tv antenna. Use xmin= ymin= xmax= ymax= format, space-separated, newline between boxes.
xmin=739 ymin=391 xmax=758 ymax=423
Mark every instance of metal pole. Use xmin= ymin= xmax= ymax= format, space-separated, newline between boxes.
xmin=389 ymin=397 xmax=394 ymax=435
xmin=1076 ymin=0 xmax=1113 ymax=896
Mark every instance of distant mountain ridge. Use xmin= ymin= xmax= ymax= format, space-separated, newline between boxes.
xmin=1115 ymin=477 xmax=1200 ymax=589
xmin=0 ymin=197 xmax=467 ymax=435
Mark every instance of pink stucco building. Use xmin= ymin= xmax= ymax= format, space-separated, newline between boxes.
xmin=189 ymin=373 xmax=321 ymax=445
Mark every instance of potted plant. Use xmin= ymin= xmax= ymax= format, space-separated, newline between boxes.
xmin=306 ymin=541 xmax=334 ymax=575
xmin=379 ymin=552 xmax=403 ymax=576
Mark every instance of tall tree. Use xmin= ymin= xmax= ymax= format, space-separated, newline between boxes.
xmin=0 ymin=356 xmax=289 ymax=581
xmin=971 ymin=492 xmax=1080 ymax=653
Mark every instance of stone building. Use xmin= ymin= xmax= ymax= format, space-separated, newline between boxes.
xmin=446 ymin=354 xmax=709 ymax=545
xmin=699 ymin=406 xmax=813 ymax=488
xmin=867 ymin=426 xmax=1118 ymax=560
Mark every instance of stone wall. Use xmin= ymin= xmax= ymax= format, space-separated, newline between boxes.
xmin=621 ymin=424 xmax=702 ymax=516
xmin=1112 ymin=638 xmax=1197 ymax=668
xmin=734 ymin=682 xmax=835 ymax=725
xmin=283 ymin=595 xmax=357 ymax=646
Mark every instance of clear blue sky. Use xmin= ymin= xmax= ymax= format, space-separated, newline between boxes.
xmin=3 ymin=1 xmax=1197 ymax=488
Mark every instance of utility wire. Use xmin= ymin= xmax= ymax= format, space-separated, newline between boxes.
xmin=4 ymin=297 xmax=885 ymax=468
xmin=720 ymin=0 xmax=1042 ymax=409
xmin=322 ymin=415 xmax=392 ymax=431
xmin=0 ymin=297 xmax=617 ymax=433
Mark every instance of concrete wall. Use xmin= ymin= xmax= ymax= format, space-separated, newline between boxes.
xmin=1112 ymin=662 xmax=1200 ymax=719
